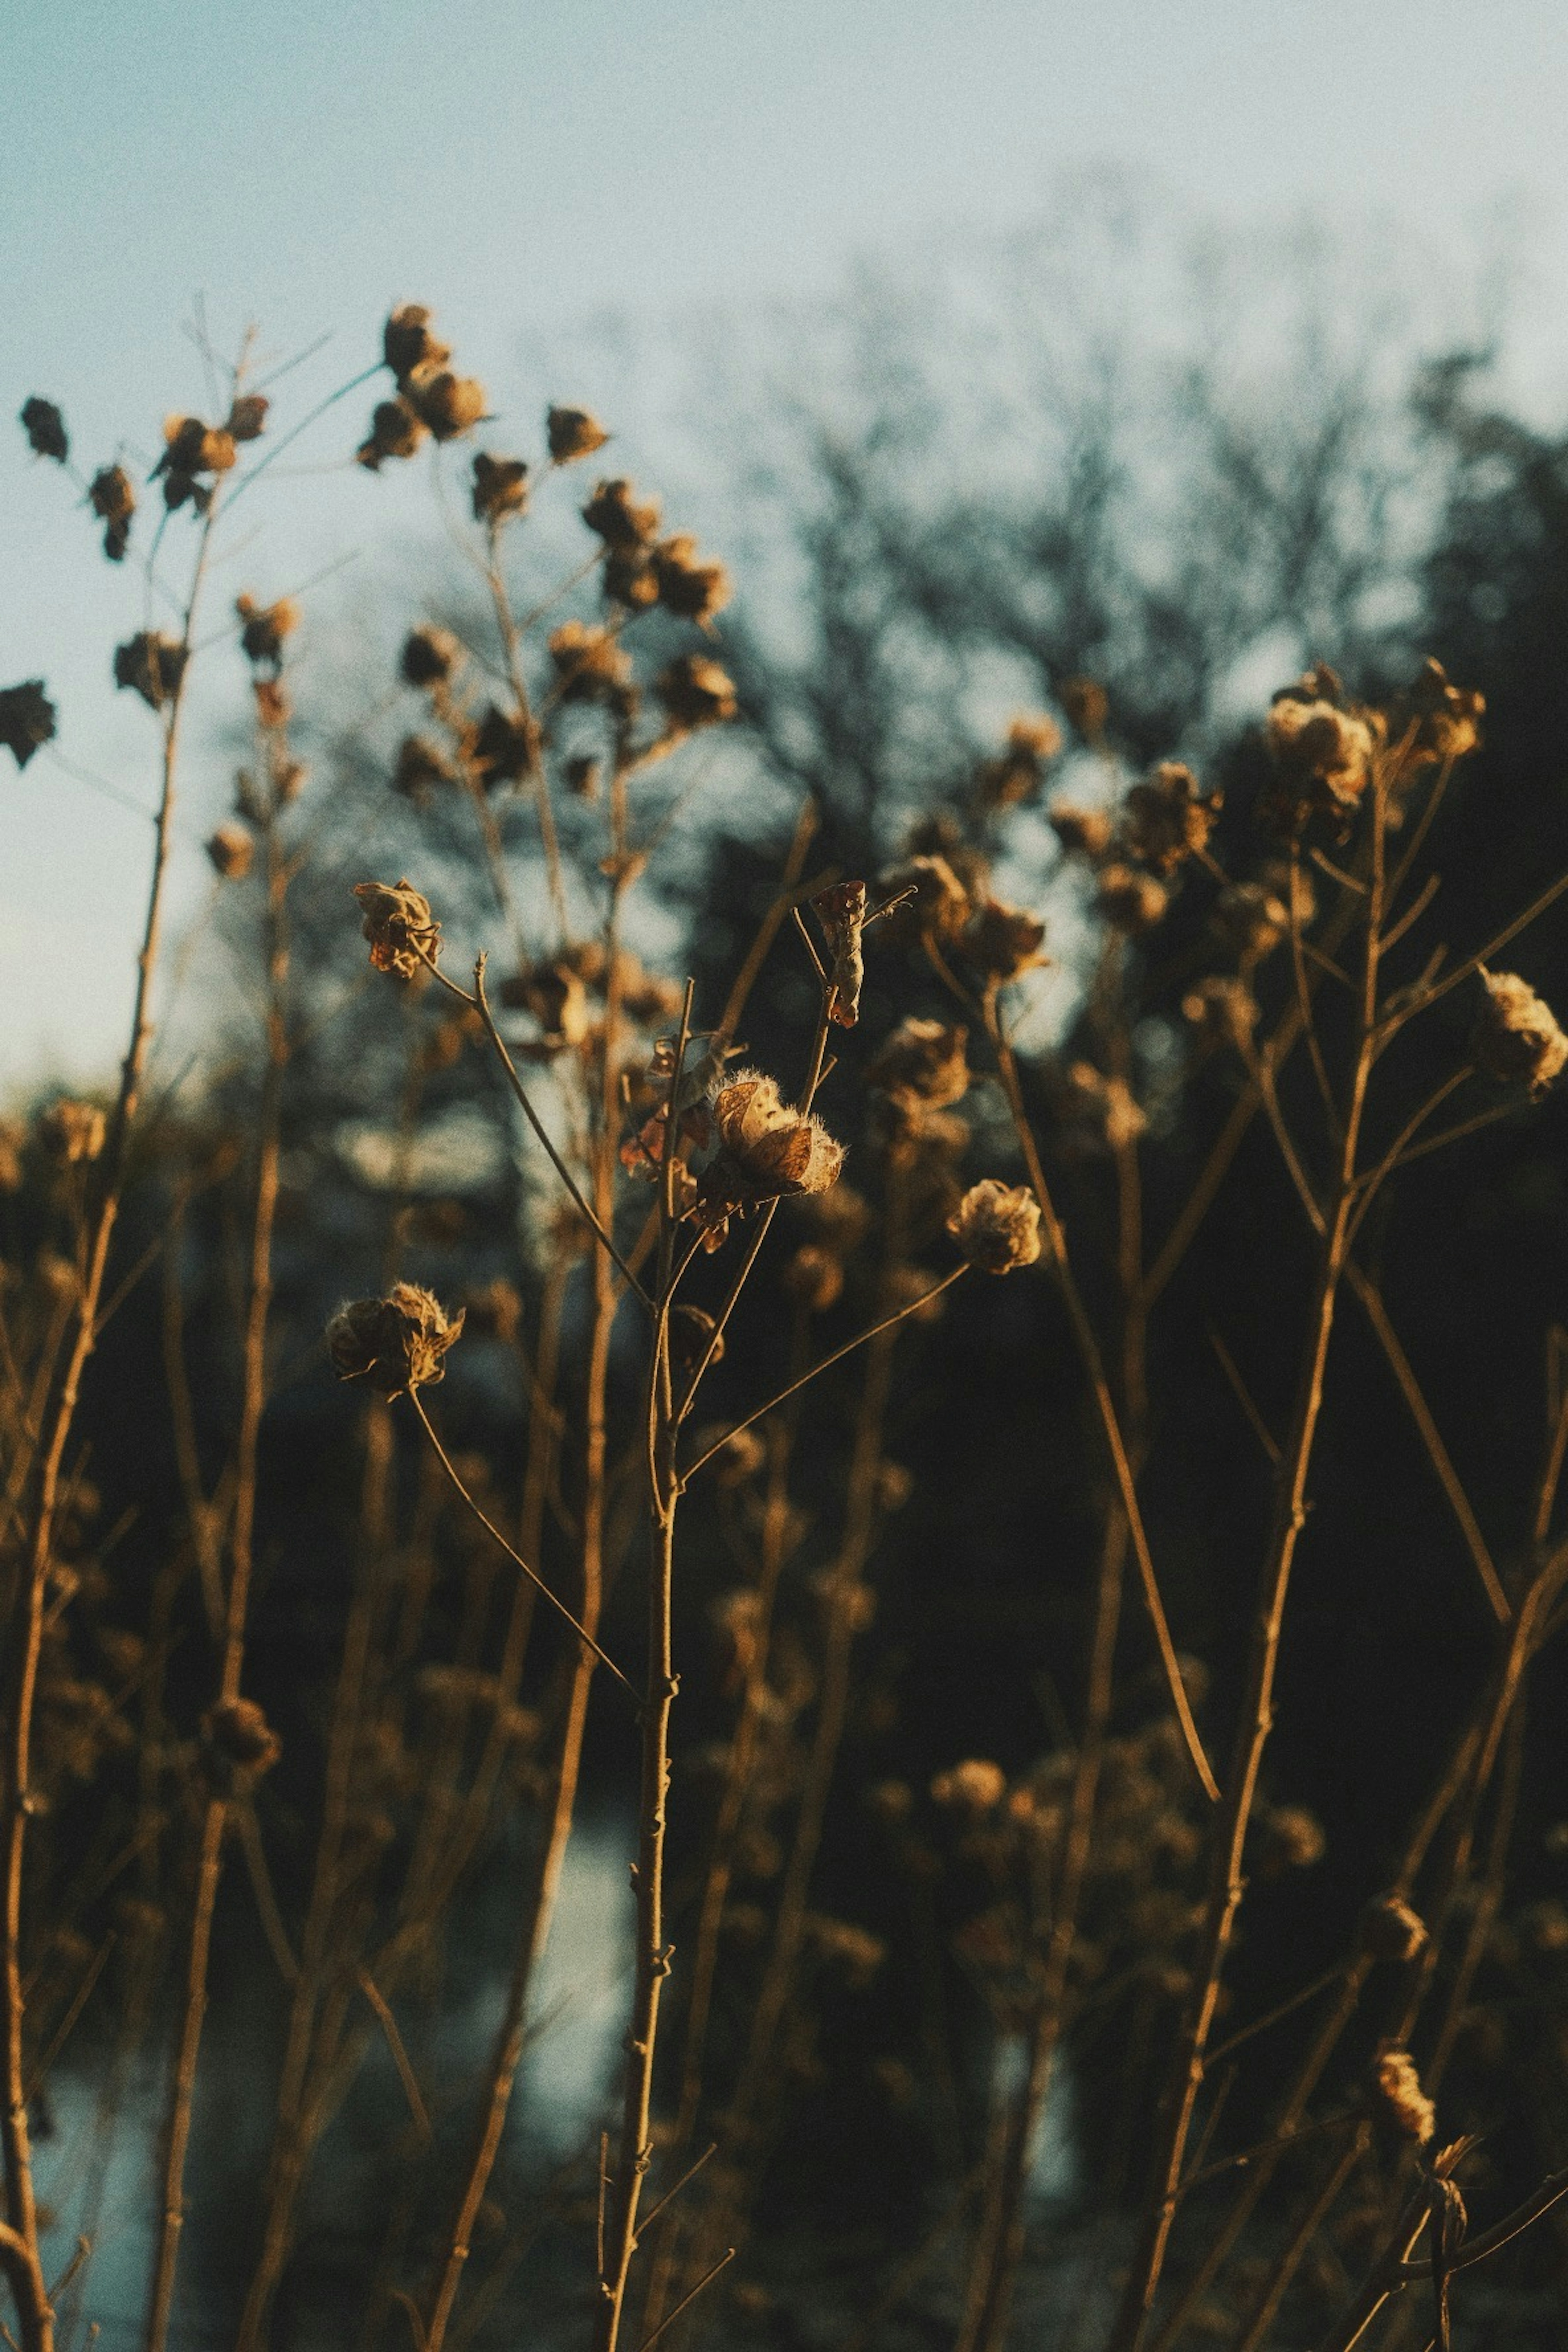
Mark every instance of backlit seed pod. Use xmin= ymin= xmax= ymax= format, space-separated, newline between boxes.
xmin=581 ymin=476 xmax=660 ymax=550
xmin=470 ymin=450 xmax=529 ymax=524
xmin=471 ymin=704 xmax=536 ymax=788
xmin=780 ymin=1243 xmax=844 ymax=1314
xmin=1096 ymin=862 xmax=1167 ymax=935
xmin=1374 ymin=2046 xmax=1435 ymax=2145
xmin=400 ymin=625 xmax=463 ymax=689
xmin=947 ymin=1180 xmax=1042 ymax=1275
xmin=974 ymin=713 xmax=1062 ymax=812
xmin=650 ymin=532 xmax=731 ymax=624
xmin=1395 ymin=657 xmax=1483 ymax=767
xmin=866 ymin=1018 xmax=971 ymax=1109
xmin=689 ymin=1069 xmax=844 ymax=1245
xmin=1265 ymin=666 xmax=1380 ymax=822
xmin=548 ymin=621 xmax=633 ymax=706
xmin=655 ymin=653 xmax=737 ymax=731
xmin=1359 ymin=1893 xmax=1428 ymax=1963
xmin=391 ymin=734 xmax=454 ymax=807
xmin=962 ymin=898 xmax=1048 ymax=982
xmin=1049 ymin=802 xmax=1114 ymax=860
xmin=931 ymin=1758 xmax=1007 ymax=1814
xmin=1120 ymin=762 xmax=1222 ymax=873
xmin=113 ymin=631 xmax=187 ymax=711
xmin=877 ymin=853 xmax=971 ymax=945
xmin=409 ymin=371 xmax=488 ymax=442
xmin=0 ymin=678 xmax=57 ymax=768
xmin=88 ymin=463 xmax=135 ymax=561
xmin=353 ymin=878 xmax=441 ymax=980
xmin=203 ymin=1696 xmax=281 ymax=1776
xmin=226 ymin=393 xmax=269 ymax=442
xmin=206 ymin=823 xmax=254 ymax=880
xmin=20 ymin=396 xmax=68 ymax=463
xmin=356 ymin=397 xmax=427 ymax=470
xmin=236 ymin=594 xmax=299 ymax=671
xmin=1212 ymin=879 xmax=1290 ymax=962
xmin=1474 ymin=969 xmax=1568 ymax=1096
xmin=156 ymin=414 xmax=236 ymax=479
xmin=1182 ymin=975 xmax=1257 ymax=1053
xmin=546 ymin=405 xmax=610 ymax=463
xmin=601 ymin=548 xmax=659 ymax=610
xmin=326 ymin=1281 xmax=465 ymax=1395
xmin=383 ymin=304 xmax=451 ymax=383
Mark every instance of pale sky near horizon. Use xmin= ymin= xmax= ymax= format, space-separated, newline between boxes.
xmin=5 ymin=0 xmax=1568 ymax=1090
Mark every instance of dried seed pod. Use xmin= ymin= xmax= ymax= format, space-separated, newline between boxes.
xmin=384 ymin=305 xmax=451 ymax=381
xmin=391 ymin=734 xmax=454 ymax=806
xmin=811 ymin=880 xmax=867 ymax=1027
xmin=206 ymin=823 xmax=254 ymax=880
xmin=974 ymin=714 xmax=1062 ymax=812
xmin=866 ymin=1018 xmax=970 ymax=1109
xmin=1266 ymin=668 xmax=1379 ymax=822
xmin=1359 ymin=1893 xmax=1428 ymax=1963
xmin=780 ymin=1243 xmax=844 ymax=1314
xmin=203 ymin=1696 xmax=281 ymax=1776
xmin=948 ymin=1180 xmax=1042 ymax=1274
xmin=878 ymin=852 xmax=972 ymax=945
xmin=1049 ymin=803 xmax=1114 ymax=860
xmin=0 ymin=678 xmax=57 ymax=768
xmin=1255 ymin=1804 xmax=1326 ymax=1874
xmin=471 ymin=450 xmax=530 ymax=524
xmin=1059 ymin=675 xmax=1109 ymax=743
xmin=400 ymin=625 xmax=463 ymax=689
xmin=353 ymin=879 xmax=441 ymax=980
xmin=326 ymin=1281 xmax=465 ymax=1395
xmin=931 ymin=1758 xmax=1007 ymax=1815
xmin=548 ymin=620 xmax=633 ymax=706
xmin=656 ymin=653 xmax=738 ymax=731
xmin=546 ymin=405 xmax=610 ymax=463
xmin=20 ymin=396 xmax=68 ymax=463
xmin=1374 ymin=2046 xmax=1435 ymax=2145
xmin=1120 ymin=762 xmax=1222 ymax=873
xmin=1182 ymin=975 xmax=1257 ymax=1052
xmin=88 ymin=463 xmax=135 ymax=560
xmin=690 ymin=1069 xmax=844 ymax=1243
xmin=157 ymin=414 xmax=237 ymax=480
xmin=1096 ymin=862 xmax=1168 ymax=934
xmin=650 ymin=532 xmax=730 ymax=624
xmin=114 ymin=632 xmax=187 ymax=711
xmin=471 ymin=704 xmax=536 ymax=788
xmin=963 ymin=898 xmax=1048 ymax=983
xmin=1212 ymin=878 xmax=1291 ymax=962
xmin=602 ymin=548 xmax=659 ymax=609
xmin=236 ymin=594 xmax=299 ymax=671
xmin=357 ymin=397 xmax=427 ymax=470
xmin=409 ymin=372 xmax=488 ymax=441
xmin=1474 ymin=970 xmax=1568 ymax=1096
xmin=226 ymin=394 xmax=269 ymax=442
xmin=581 ymin=476 xmax=660 ymax=550
xmin=1394 ymin=657 xmax=1483 ymax=767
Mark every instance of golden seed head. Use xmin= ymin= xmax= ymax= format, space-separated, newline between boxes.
xmin=962 ymin=897 xmax=1048 ymax=982
xmin=409 ymin=371 xmax=488 ymax=442
xmin=1120 ymin=762 xmax=1222 ymax=874
xmin=1266 ymin=670 xmax=1378 ymax=819
xmin=1182 ymin=975 xmax=1257 ymax=1051
xmin=356 ymin=397 xmax=427 ymax=471
xmin=383 ymin=304 xmax=450 ymax=383
xmin=656 ymin=653 xmax=738 ymax=732
xmin=651 ymin=532 xmax=731 ymax=624
xmin=205 ymin=822 xmax=254 ymax=880
xmin=203 ymin=1696 xmax=281 ymax=1775
xmin=471 ymin=450 xmax=530 ymax=525
xmin=973 ymin=713 xmax=1062 ymax=811
xmin=1474 ymin=970 xmax=1568 ymax=1097
xmin=353 ymin=879 xmax=441 ymax=980
xmin=546 ymin=405 xmax=610 ymax=463
xmin=236 ymin=595 xmax=299 ymax=671
xmin=37 ymin=1100 xmax=106 ymax=1165
xmin=1049 ymin=803 xmax=1114 ymax=861
xmin=866 ymin=1018 xmax=971 ymax=1110
xmin=1360 ymin=1893 xmax=1428 ymax=1963
xmin=548 ymin=619 xmax=634 ymax=706
xmin=1096 ymin=862 xmax=1168 ymax=935
xmin=581 ymin=476 xmax=661 ymax=550
xmin=931 ymin=1758 xmax=1007 ymax=1814
xmin=1397 ymin=657 xmax=1484 ymax=767
xmin=1374 ymin=2046 xmax=1435 ymax=2145
xmin=400 ymin=625 xmax=463 ymax=690
xmin=226 ymin=393 xmax=269 ymax=443
xmin=326 ymin=1281 xmax=465 ymax=1396
xmin=947 ymin=1180 xmax=1043 ymax=1275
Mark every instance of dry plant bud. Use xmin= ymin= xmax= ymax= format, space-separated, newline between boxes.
xmin=20 ymin=396 xmax=68 ymax=463
xmin=1183 ymin=975 xmax=1257 ymax=1052
xmin=798 ymin=1180 xmax=873 ymax=1256
xmin=0 ymin=1121 xmax=22 ymax=1193
xmin=1395 ymin=657 xmax=1484 ymax=767
xmin=410 ymin=372 xmax=488 ymax=442
xmin=1374 ymin=2046 xmax=1436 ymax=2145
xmin=1067 ymin=1063 xmax=1147 ymax=1150
xmin=38 ymin=1100 xmax=106 ymax=1165
xmin=205 ymin=823 xmax=254 ymax=880
xmin=254 ymin=678 xmax=290 ymax=731
xmin=383 ymin=304 xmax=451 ymax=381
xmin=203 ymin=1696 xmax=281 ymax=1776
xmin=651 ymin=533 xmax=731 ymax=624
xmin=353 ymin=878 xmax=441 ymax=980
xmin=549 ymin=619 xmax=633 ymax=706
xmin=582 ymin=476 xmax=661 ymax=550
xmin=963 ymin=897 xmax=1049 ymax=983
xmin=1213 ymin=878 xmax=1291 ymax=962
xmin=327 ymin=1281 xmax=464 ymax=1394
xmin=931 ymin=1758 xmax=1007 ymax=1814
xmin=546 ymin=404 xmax=610 ymax=463
xmin=866 ymin=1017 xmax=971 ymax=1109
xmin=88 ymin=463 xmax=135 ymax=561
xmin=974 ymin=713 xmax=1062 ymax=812
xmin=471 ymin=450 xmax=530 ymax=524
xmin=695 ymin=1424 xmax=766 ymax=1488
xmin=392 ymin=734 xmax=455 ymax=806
xmin=1050 ymin=803 xmax=1114 ymax=860
xmin=1474 ymin=970 xmax=1568 ymax=1096
xmin=780 ymin=1242 xmax=844 ymax=1313
xmin=1266 ymin=667 xmax=1379 ymax=822
xmin=878 ymin=852 xmax=971 ymax=945
xmin=158 ymin=414 xmax=237 ymax=481
xmin=948 ymin=1180 xmax=1043 ymax=1274
xmin=1060 ymin=675 xmax=1109 ymax=742
xmin=472 ymin=703 xmax=537 ymax=788
xmin=602 ymin=548 xmax=659 ymax=609
xmin=236 ymin=593 xmax=299 ymax=671
xmin=462 ymin=1278 xmax=522 ymax=1344
xmin=1121 ymin=762 xmax=1222 ymax=874
xmin=226 ymin=393 xmax=269 ymax=442
xmin=0 ymin=678 xmax=57 ymax=768
xmin=1360 ymin=1893 xmax=1429 ymax=1962
xmin=1255 ymin=1804 xmax=1326 ymax=1875
xmin=400 ymin=625 xmax=463 ymax=690
xmin=357 ymin=397 xmax=427 ymax=470
xmin=656 ymin=652 xmax=738 ymax=731
xmin=114 ymin=631 xmax=187 ymax=711
xmin=1097 ymin=862 xmax=1168 ymax=934
xmin=811 ymin=880 xmax=868 ymax=1027
xmin=690 ymin=1069 xmax=845 ymax=1243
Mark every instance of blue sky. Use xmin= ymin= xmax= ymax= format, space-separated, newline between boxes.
xmin=5 ymin=0 xmax=1568 ymax=1087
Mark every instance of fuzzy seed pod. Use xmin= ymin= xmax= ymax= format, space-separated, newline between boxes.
xmin=877 ymin=853 xmax=971 ymax=945
xmin=158 ymin=415 xmax=236 ymax=479
xmin=471 ymin=450 xmax=530 ymax=524
xmin=1360 ymin=1893 xmax=1428 ymax=1963
xmin=327 ymin=1282 xmax=464 ymax=1395
xmin=974 ymin=714 xmax=1062 ymax=812
xmin=357 ymin=398 xmax=427 ymax=470
xmin=391 ymin=735 xmax=454 ymax=806
xmin=546 ymin=405 xmax=610 ymax=463
xmin=601 ymin=548 xmax=659 ymax=610
xmin=650 ymin=533 xmax=731 ymax=624
xmin=1049 ymin=803 xmax=1114 ymax=861
xmin=948 ymin=1180 xmax=1043 ymax=1274
xmin=1097 ymin=862 xmax=1168 ymax=934
xmin=400 ymin=626 xmax=462 ymax=690
xmin=203 ymin=1697 xmax=281 ymax=1776
xmin=1212 ymin=879 xmax=1291 ymax=962
xmin=409 ymin=372 xmax=487 ymax=442
xmin=0 ymin=678 xmax=57 ymax=768
xmin=88 ymin=463 xmax=135 ymax=561
xmin=581 ymin=477 xmax=660 ymax=550
xmin=963 ymin=898 xmax=1048 ymax=983
xmin=1374 ymin=2046 xmax=1435 ymax=2145
xmin=548 ymin=620 xmax=633 ymax=706
xmin=37 ymin=1100 xmax=106 ymax=1165
xmin=656 ymin=653 xmax=738 ymax=731
xmin=1396 ymin=657 xmax=1483 ymax=767
xmin=1266 ymin=670 xmax=1378 ymax=820
xmin=471 ymin=704 xmax=536 ymax=788
xmin=383 ymin=304 xmax=450 ymax=382
xmin=780 ymin=1243 xmax=844 ymax=1314
xmin=114 ymin=632 xmax=187 ymax=711
xmin=690 ymin=1070 xmax=844 ymax=1242
xmin=1256 ymin=1804 xmax=1326 ymax=1874
xmin=1474 ymin=970 xmax=1568 ymax=1097
xmin=866 ymin=1018 xmax=971 ymax=1109
xmin=20 ymin=396 xmax=68 ymax=463
xmin=1182 ymin=975 xmax=1257 ymax=1052
xmin=812 ymin=880 xmax=867 ymax=1027
xmin=1060 ymin=675 xmax=1109 ymax=742
xmin=353 ymin=879 xmax=441 ymax=980
xmin=227 ymin=394 xmax=269 ymax=442
xmin=1121 ymin=762 xmax=1222 ymax=874
xmin=236 ymin=594 xmax=299 ymax=672
xmin=206 ymin=823 xmax=254 ymax=880
xmin=931 ymin=1758 xmax=1007 ymax=1815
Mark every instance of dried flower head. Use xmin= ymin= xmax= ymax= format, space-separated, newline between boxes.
xmin=1067 ymin=1063 xmax=1147 ymax=1151
xmin=582 ymin=477 xmax=661 ymax=550
xmin=650 ymin=533 xmax=731 ymax=624
xmin=963 ymin=898 xmax=1048 ymax=984
xmin=504 ymin=958 xmax=591 ymax=1050
xmin=383 ymin=305 xmax=451 ymax=382
xmin=866 ymin=1018 xmax=971 ymax=1109
xmin=1050 ymin=803 xmax=1114 ymax=861
xmin=203 ymin=1697 xmax=281 ymax=1777
xmin=409 ymin=372 xmax=488 ymax=442
xmin=690 ymin=1070 xmax=844 ymax=1243
xmin=1212 ymin=879 xmax=1291 ymax=963
xmin=1395 ymin=657 xmax=1484 ymax=768
xmin=0 ymin=679 xmax=57 ymax=769
xmin=227 ymin=394 xmax=269 ymax=443
xmin=400 ymin=625 xmax=463 ymax=690
xmin=1267 ymin=669 xmax=1378 ymax=822
xmin=1060 ymin=675 xmax=1109 ymax=742
xmin=948 ymin=1180 xmax=1043 ymax=1274
xmin=668 ymin=1305 xmax=724 ymax=1382
xmin=353 ymin=879 xmax=441 ymax=980
xmin=236 ymin=594 xmax=299 ymax=672
xmin=1374 ymin=2046 xmax=1435 ymax=2146
xmin=206 ymin=823 xmax=254 ymax=880
xmin=547 ymin=405 xmax=610 ymax=463
xmin=462 ymin=1277 xmax=522 ymax=1344
xmin=601 ymin=548 xmax=659 ymax=610
xmin=878 ymin=853 xmax=972 ymax=947
xmin=20 ymin=396 xmax=68 ymax=463
xmin=548 ymin=620 xmax=633 ymax=706
xmin=156 ymin=414 xmax=237 ymax=483
xmin=974 ymin=714 xmax=1062 ymax=812
xmin=38 ymin=1100 xmax=106 ymax=1165
xmin=1474 ymin=970 xmax=1568 ymax=1096
xmin=811 ymin=880 xmax=868 ymax=1027
xmin=327 ymin=1281 xmax=465 ymax=1395
xmin=1121 ymin=763 xmax=1222 ymax=874
xmin=471 ymin=450 xmax=530 ymax=525
xmin=656 ymin=653 xmax=738 ymax=731
xmin=1182 ymin=975 xmax=1258 ymax=1052
xmin=471 ymin=704 xmax=537 ymax=788
xmin=357 ymin=398 xmax=426 ymax=470
xmin=1097 ymin=862 xmax=1168 ymax=934
xmin=1360 ymin=1893 xmax=1428 ymax=1963
xmin=780 ymin=1242 xmax=844 ymax=1314
xmin=88 ymin=463 xmax=135 ymax=560
xmin=114 ymin=633 xmax=187 ymax=711
xmin=931 ymin=1758 xmax=1007 ymax=1815
xmin=391 ymin=734 xmax=454 ymax=806
xmin=1256 ymin=1804 xmax=1326 ymax=1874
